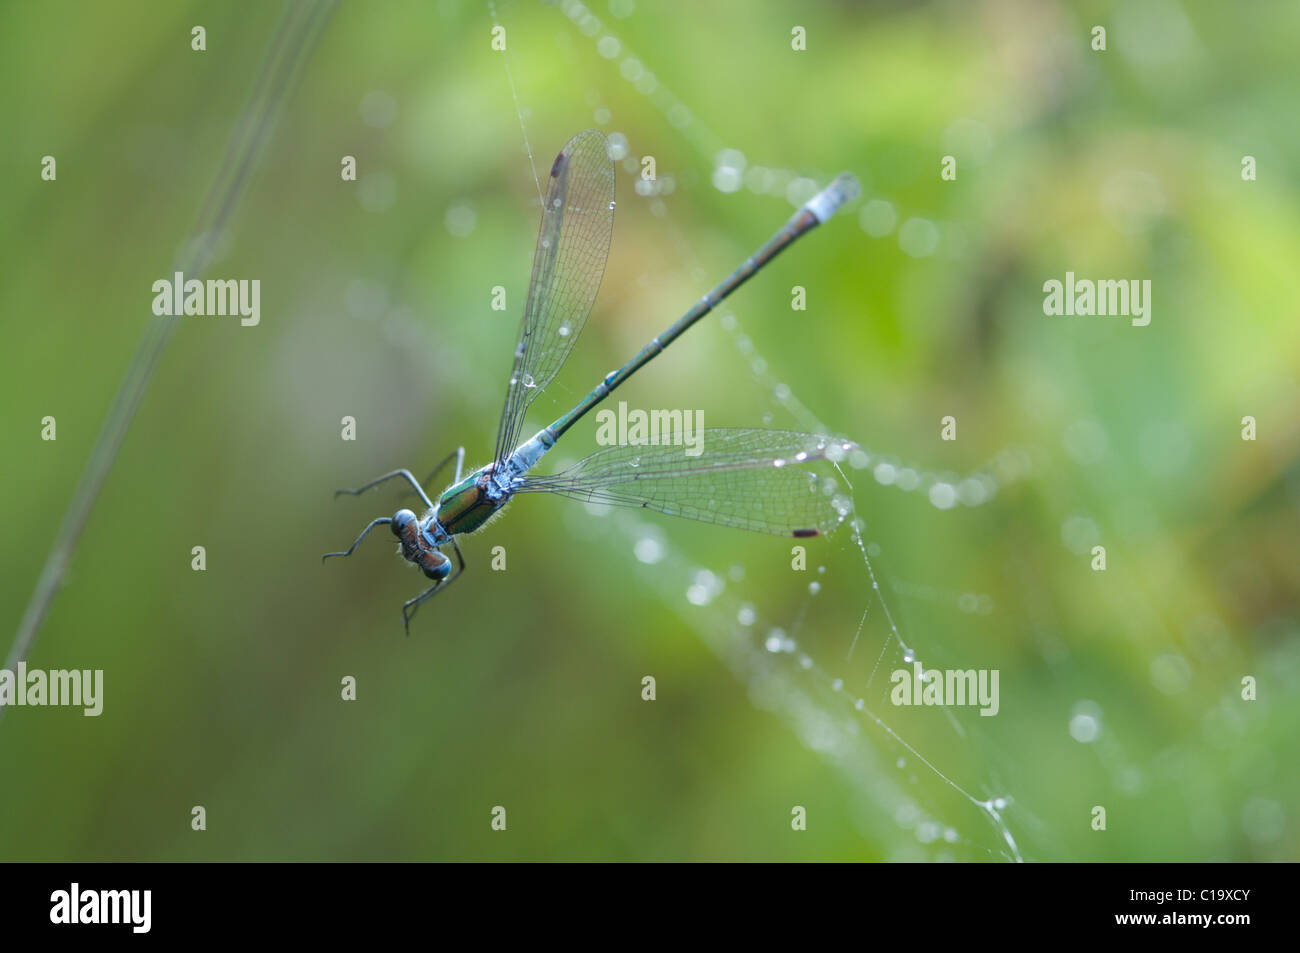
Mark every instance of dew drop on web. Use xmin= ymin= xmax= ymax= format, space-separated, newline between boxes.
xmin=685 ymin=569 xmax=721 ymax=606
xmin=633 ymin=535 xmax=664 ymax=565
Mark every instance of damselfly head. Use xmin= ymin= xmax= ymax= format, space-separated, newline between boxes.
xmin=391 ymin=508 xmax=418 ymax=537
xmin=392 ymin=507 xmax=423 ymax=564
xmin=422 ymin=551 xmax=452 ymax=581
xmin=391 ymin=508 xmax=450 ymax=582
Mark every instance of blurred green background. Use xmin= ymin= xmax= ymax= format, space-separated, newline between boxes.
xmin=2 ymin=0 xmax=1297 ymax=861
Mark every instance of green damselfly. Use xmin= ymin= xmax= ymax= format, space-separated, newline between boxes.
xmin=325 ymin=130 xmax=860 ymax=631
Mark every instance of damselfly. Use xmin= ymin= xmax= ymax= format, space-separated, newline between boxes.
xmin=325 ymin=130 xmax=860 ymax=631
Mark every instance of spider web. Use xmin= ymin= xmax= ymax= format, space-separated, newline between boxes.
xmin=487 ymin=0 xmax=1031 ymax=861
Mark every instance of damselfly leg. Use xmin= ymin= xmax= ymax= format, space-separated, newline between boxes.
xmin=334 ymin=469 xmax=434 ymax=510
xmin=331 ymin=447 xmax=465 ymax=511
xmin=322 ymin=517 xmax=394 ymax=562
xmin=421 ymin=446 xmax=465 ymax=492
xmin=401 ymin=538 xmax=466 ymax=634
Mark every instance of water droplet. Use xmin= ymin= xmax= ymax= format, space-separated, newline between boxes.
xmin=633 ymin=536 xmax=664 ymax=564
xmin=737 ymin=603 xmax=757 ymax=626
xmin=444 ymin=201 xmax=477 ymax=236
xmin=898 ymin=217 xmax=940 ymax=258
xmin=685 ymin=570 xmax=722 ymax=606
xmin=596 ymin=35 xmax=621 ymax=59
xmin=1069 ymin=700 xmax=1103 ymax=743
xmin=859 ymin=199 xmax=897 ymax=237
xmin=901 ymin=647 xmax=915 ymax=663
xmin=608 ymin=200 xmax=616 ymax=210
xmin=522 ymin=373 xmax=536 ymax=388
xmin=773 ymin=459 xmax=786 ymax=468
xmin=929 ymin=482 xmax=958 ymax=510
xmin=808 ymin=581 xmax=821 ymax=595
xmin=606 ymin=130 xmax=630 ymax=159
xmin=831 ymin=678 xmax=843 ymax=691
xmin=558 ymin=324 xmax=571 ymax=337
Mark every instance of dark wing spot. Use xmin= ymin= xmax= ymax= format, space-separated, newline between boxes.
xmin=792 ymin=528 xmax=820 ymax=538
xmin=550 ymin=152 xmax=567 ymax=178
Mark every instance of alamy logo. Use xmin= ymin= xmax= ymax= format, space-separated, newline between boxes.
xmin=1042 ymin=271 xmax=1151 ymax=326
xmin=151 ymin=271 xmax=260 ymax=326
xmin=0 ymin=663 xmax=102 ymax=716
xmin=595 ymin=400 xmax=704 ymax=456
xmin=890 ymin=662 xmax=1000 ymax=716
xmin=50 ymin=883 xmax=151 ymax=933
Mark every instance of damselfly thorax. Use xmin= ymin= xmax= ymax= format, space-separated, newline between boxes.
xmin=391 ymin=461 xmax=522 ymax=576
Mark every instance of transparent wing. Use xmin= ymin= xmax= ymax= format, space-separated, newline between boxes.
xmin=493 ymin=130 xmax=615 ymax=467
xmin=518 ymin=429 xmax=857 ymax=537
